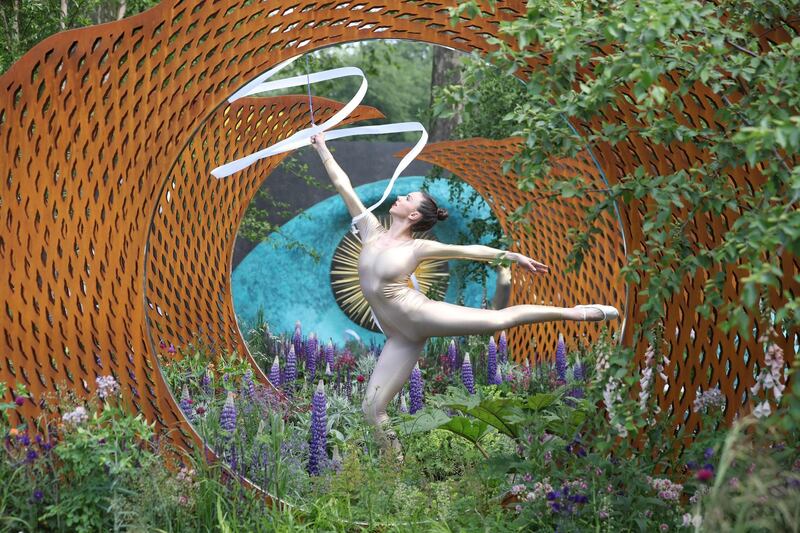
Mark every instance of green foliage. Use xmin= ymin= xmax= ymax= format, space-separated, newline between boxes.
xmin=447 ymin=0 xmax=800 ymax=337
xmin=260 ymin=41 xmax=433 ymax=142
xmin=0 ymin=0 xmax=159 ymax=74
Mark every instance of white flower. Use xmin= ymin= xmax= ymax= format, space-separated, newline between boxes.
xmin=753 ymin=401 xmax=771 ymax=419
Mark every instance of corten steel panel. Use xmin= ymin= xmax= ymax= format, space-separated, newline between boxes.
xmin=0 ymin=0 xmax=796 ymax=451
xmin=398 ymin=138 xmax=627 ymax=362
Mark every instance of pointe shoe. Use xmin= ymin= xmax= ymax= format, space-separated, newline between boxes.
xmin=576 ymin=304 xmax=620 ymax=321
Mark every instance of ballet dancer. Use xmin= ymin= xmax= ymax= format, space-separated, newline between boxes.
xmin=310 ymin=132 xmax=619 ymax=456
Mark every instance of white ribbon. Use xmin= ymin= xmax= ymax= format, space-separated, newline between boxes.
xmin=212 ymin=56 xmax=428 ymax=232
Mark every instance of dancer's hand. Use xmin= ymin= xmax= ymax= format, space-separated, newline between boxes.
xmin=511 ymin=253 xmax=549 ymax=275
xmin=310 ymin=132 xmax=327 ymax=152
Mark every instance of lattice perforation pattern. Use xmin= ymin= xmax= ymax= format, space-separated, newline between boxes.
xmin=0 ymin=0 xmax=796 ymax=450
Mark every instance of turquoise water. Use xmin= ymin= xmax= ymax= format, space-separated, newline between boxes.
xmin=232 ymin=176 xmax=497 ymax=345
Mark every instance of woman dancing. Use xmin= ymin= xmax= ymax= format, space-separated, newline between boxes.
xmin=310 ymin=132 xmax=619 ymax=456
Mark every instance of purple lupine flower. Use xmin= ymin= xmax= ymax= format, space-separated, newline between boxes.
xmin=448 ymin=340 xmax=458 ymax=373
xmin=293 ymin=321 xmax=303 ymax=364
xmin=306 ymin=333 xmax=318 ymax=380
xmin=285 ymin=345 xmax=297 ymax=384
xmin=179 ymin=385 xmax=194 ymax=422
xmin=200 ymin=370 xmax=212 ymax=395
xmin=243 ymin=370 xmax=256 ymax=399
xmin=307 ymin=381 xmax=328 ymax=476
xmin=325 ymin=339 xmax=335 ymax=369
xmin=555 ymin=335 xmax=567 ymax=383
xmin=462 ymin=353 xmax=475 ymax=394
xmin=409 ymin=363 xmax=424 ymax=414
xmin=573 ymin=360 xmax=585 ymax=382
xmin=220 ymin=391 xmax=237 ymax=435
xmin=487 ymin=336 xmax=499 ymax=385
xmin=499 ymin=330 xmax=508 ymax=364
xmin=268 ymin=356 xmax=281 ymax=386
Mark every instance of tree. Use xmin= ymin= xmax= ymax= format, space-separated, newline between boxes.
xmin=447 ymin=0 xmax=799 ymax=338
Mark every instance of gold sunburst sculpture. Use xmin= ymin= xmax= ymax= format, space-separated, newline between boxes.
xmin=330 ymin=215 xmax=450 ymax=332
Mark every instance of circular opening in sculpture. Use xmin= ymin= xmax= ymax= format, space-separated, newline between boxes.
xmin=150 ymin=39 xmax=628 ymax=522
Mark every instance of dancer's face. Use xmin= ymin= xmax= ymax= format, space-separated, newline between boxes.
xmin=389 ymin=191 xmax=422 ymax=221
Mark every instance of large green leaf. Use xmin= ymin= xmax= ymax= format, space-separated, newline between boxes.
xmin=441 ymin=416 xmax=491 ymax=445
xmin=397 ymin=409 xmax=452 ymax=436
xmin=466 ymin=398 xmax=525 ymax=439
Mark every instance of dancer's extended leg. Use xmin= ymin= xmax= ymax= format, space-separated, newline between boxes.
xmin=362 ymin=335 xmax=425 ymax=457
xmin=412 ymin=301 xmax=609 ymax=339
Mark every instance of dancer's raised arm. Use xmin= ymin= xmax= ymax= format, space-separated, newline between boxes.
xmin=310 ymin=132 xmax=382 ymax=238
xmin=414 ymin=239 xmax=549 ymax=276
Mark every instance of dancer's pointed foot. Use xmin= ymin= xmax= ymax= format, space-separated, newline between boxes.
xmin=575 ymin=304 xmax=620 ymax=322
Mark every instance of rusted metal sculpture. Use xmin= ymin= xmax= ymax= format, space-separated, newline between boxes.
xmin=0 ymin=0 xmax=796 ymax=456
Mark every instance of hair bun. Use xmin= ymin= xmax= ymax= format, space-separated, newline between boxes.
xmin=436 ymin=207 xmax=449 ymax=221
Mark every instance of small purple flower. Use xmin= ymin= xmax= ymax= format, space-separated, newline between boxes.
xmin=307 ymin=381 xmax=328 ymax=476
xmin=220 ymin=392 xmax=237 ymax=435
xmin=95 ymin=375 xmax=119 ymax=399
xmin=409 ymin=363 xmax=424 ymax=414
xmin=268 ymin=356 xmax=281 ymax=386
xmin=448 ymin=340 xmax=458 ymax=373
xmin=168 ymin=343 xmax=176 ymax=355
xmin=32 ymin=489 xmax=44 ymax=503
xmin=498 ymin=331 xmax=508 ymax=364
xmin=704 ymin=447 xmax=714 ymax=459
xmin=555 ymin=335 xmax=567 ymax=382
xmin=26 ymin=449 xmax=38 ymax=462
xmin=179 ymin=385 xmax=194 ymax=422
xmin=14 ymin=396 xmax=26 ymax=406
xmin=487 ymin=336 xmax=499 ymax=385
xmin=462 ymin=353 xmax=475 ymax=394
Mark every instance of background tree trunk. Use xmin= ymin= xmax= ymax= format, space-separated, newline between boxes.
xmin=428 ymin=47 xmax=463 ymax=142
xmin=116 ymin=0 xmax=127 ymax=20
xmin=60 ymin=0 xmax=68 ymax=29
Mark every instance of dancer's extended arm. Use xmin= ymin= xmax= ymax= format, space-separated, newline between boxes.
xmin=414 ymin=240 xmax=549 ymax=275
xmin=310 ymin=133 xmax=381 ymax=237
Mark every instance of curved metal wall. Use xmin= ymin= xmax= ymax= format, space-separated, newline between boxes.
xmin=0 ymin=0 xmax=796 ymax=449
